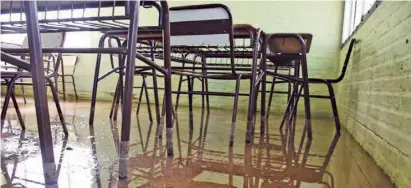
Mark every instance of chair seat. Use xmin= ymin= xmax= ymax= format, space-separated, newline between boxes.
xmin=267 ymin=53 xmax=302 ymax=63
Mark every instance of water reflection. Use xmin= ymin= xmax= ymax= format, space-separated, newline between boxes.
xmin=1 ymin=109 xmax=99 ymax=187
xmin=1 ymin=102 xmax=394 ymax=188
xmin=1 ymin=127 xmax=68 ymax=187
xmin=134 ymin=109 xmax=340 ymax=188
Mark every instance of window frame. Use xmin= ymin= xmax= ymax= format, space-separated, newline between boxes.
xmin=341 ymin=0 xmax=381 ymax=47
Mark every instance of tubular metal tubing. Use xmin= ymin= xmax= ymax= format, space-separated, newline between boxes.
xmin=24 ymin=1 xmax=58 ymax=186
xmin=118 ymin=0 xmax=141 ymax=179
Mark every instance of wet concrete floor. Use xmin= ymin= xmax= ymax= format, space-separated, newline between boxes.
xmin=1 ymin=99 xmax=395 ymax=188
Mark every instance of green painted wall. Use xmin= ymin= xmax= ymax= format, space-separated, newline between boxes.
xmin=5 ymin=1 xmax=344 ymax=116
xmin=336 ymin=2 xmax=411 ymax=187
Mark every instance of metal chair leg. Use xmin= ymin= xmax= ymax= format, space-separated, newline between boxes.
xmin=151 ymin=69 xmax=161 ymax=125
xmin=286 ymin=86 xmax=302 ymax=134
xmin=21 ymin=82 xmax=27 ymax=104
xmin=11 ymin=89 xmax=25 ymax=130
xmin=300 ymin=55 xmax=313 ymax=139
xmin=287 ymin=61 xmax=300 ymax=132
xmin=109 ymin=91 xmax=118 ymax=119
xmin=201 ymin=77 xmax=205 ymax=110
xmin=260 ymin=37 xmax=267 ymax=136
xmin=266 ymin=77 xmax=276 ymax=118
xmin=24 ymin=1 xmax=58 ymax=185
xmin=287 ymin=68 xmax=292 ymax=101
xmin=260 ymin=76 xmax=266 ymax=135
xmin=201 ymin=57 xmax=210 ymax=112
xmin=60 ymin=62 xmax=66 ymax=101
xmin=246 ymin=78 xmax=258 ymax=144
xmin=287 ymin=82 xmax=292 ymax=103
xmin=118 ymin=0 xmax=141 ymax=179
xmin=187 ymin=76 xmax=194 ymax=132
xmin=1 ymin=158 xmax=12 ymax=186
xmin=229 ymin=74 xmax=242 ymax=146
xmin=204 ymin=77 xmax=210 ymax=112
xmin=148 ymin=42 xmax=161 ymax=125
xmin=70 ymin=75 xmax=78 ymax=101
xmin=109 ymin=77 xmax=120 ymax=119
xmin=161 ymin=2 xmax=174 ymax=157
xmin=135 ymin=117 xmax=145 ymax=153
xmin=266 ymin=65 xmax=278 ymax=120
xmin=1 ymin=77 xmax=19 ymax=130
xmin=251 ymin=79 xmax=262 ymax=143
xmin=89 ymin=33 xmax=110 ymax=125
xmin=200 ymin=56 xmax=210 ymax=112
xmin=280 ymin=85 xmax=302 ymax=130
xmin=136 ymin=77 xmax=145 ymax=115
xmin=326 ymin=82 xmax=341 ymax=133
xmin=47 ymin=78 xmax=68 ymax=136
xmin=113 ymin=74 xmax=124 ymax=121
xmin=143 ymin=76 xmax=154 ymax=123
xmin=174 ymin=62 xmax=186 ymax=112
xmin=172 ymin=107 xmax=183 ymax=159
xmin=158 ymin=96 xmax=166 ymax=139
xmin=245 ymin=31 xmax=262 ymax=144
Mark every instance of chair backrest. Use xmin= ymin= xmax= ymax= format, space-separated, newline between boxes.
xmin=333 ymin=38 xmax=356 ymax=83
xmin=22 ymin=32 xmax=66 ymax=76
xmin=1 ymin=42 xmax=21 ymax=48
xmin=1 ymin=42 xmax=23 ymax=72
xmin=108 ymin=36 xmax=125 ymax=71
xmin=22 ymin=32 xmax=65 ymax=48
xmin=169 ymin=4 xmax=233 ymax=46
xmin=1 ymin=42 xmax=21 ymax=71
xmin=60 ymin=55 xmax=78 ymax=75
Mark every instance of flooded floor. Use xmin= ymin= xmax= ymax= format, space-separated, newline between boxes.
xmin=1 ymin=99 xmax=395 ymax=188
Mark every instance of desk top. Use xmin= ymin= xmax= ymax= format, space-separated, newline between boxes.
xmin=113 ymin=24 xmax=260 ymax=42
xmin=0 ymin=1 xmax=158 ymax=14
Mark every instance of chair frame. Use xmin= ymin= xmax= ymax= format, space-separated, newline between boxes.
xmin=165 ymin=4 xmax=265 ymax=146
xmin=1 ymin=1 xmax=170 ymax=183
xmin=1 ymin=33 xmax=68 ymax=136
xmin=56 ymin=55 xmax=79 ymax=101
xmin=271 ymin=38 xmax=356 ymax=134
xmin=264 ymin=33 xmax=313 ymax=139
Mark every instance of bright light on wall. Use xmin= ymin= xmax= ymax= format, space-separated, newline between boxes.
xmin=342 ymin=0 xmax=377 ymax=43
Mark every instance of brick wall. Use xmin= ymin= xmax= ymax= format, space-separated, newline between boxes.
xmin=336 ymin=2 xmax=411 ymax=187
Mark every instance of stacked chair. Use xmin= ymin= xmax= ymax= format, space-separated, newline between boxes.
xmin=1 ymin=33 xmax=68 ymax=136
